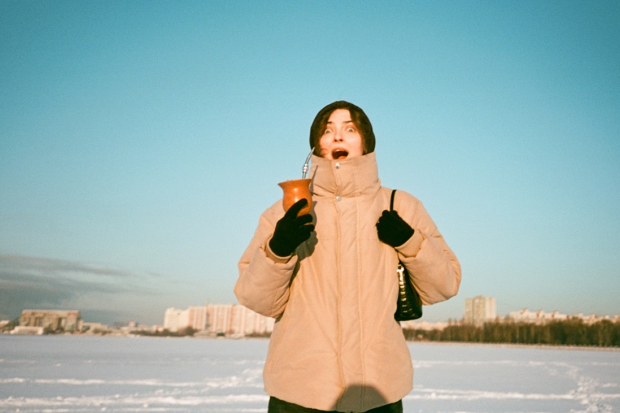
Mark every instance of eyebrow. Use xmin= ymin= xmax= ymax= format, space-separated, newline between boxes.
xmin=326 ymin=120 xmax=354 ymax=124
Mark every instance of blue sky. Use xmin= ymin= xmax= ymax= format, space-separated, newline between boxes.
xmin=1 ymin=1 xmax=618 ymax=325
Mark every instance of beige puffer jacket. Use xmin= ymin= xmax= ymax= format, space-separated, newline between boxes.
xmin=235 ymin=152 xmax=461 ymax=412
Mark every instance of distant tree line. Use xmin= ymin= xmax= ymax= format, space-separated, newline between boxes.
xmin=403 ymin=319 xmax=620 ymax=347
xmin=245 ymin=331 xmax=271 ymax=338
xmin=133 ymin=327 xmax=197 ymax=337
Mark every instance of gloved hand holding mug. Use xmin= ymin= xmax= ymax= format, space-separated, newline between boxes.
xmin=269 ymin=199 xmax=315 ymax=257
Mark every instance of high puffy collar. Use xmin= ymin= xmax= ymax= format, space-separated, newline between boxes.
xmin=309 ymin=152 xmax=381 ymax=198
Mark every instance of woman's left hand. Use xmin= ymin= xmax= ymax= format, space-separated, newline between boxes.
xmin=376 ymin=210 xmax=414 ymax=247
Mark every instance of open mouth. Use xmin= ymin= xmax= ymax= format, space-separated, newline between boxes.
xmin=332 ymin=149 xmax=349 ymax=160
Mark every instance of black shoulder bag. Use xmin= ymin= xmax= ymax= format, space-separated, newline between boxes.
xmin=391 ymin=189 xmax=423 ymax=321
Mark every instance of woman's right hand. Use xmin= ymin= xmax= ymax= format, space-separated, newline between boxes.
xmin=269 ymin=199 xmax=315 ymax=257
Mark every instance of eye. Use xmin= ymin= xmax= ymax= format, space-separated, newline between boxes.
xmin=346 ymin=127 xmax=356 ymax=132
xmin=324 ymin=128 xmax=332 ymax=134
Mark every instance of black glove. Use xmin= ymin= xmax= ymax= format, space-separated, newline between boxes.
xmin=269 ymin=198 xmax=315 ymax=257
xmin=376 ymin=210 xmax=414 ymax=247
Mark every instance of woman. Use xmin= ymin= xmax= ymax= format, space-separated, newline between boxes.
xmin=235 ymin=101 xmax=461 ymax=412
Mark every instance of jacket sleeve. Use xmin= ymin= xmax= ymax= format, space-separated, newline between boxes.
xmin=235 ymin=202 xmax=299 ymax=318
xmin=393 ymin=191 xmax=461 ymax=305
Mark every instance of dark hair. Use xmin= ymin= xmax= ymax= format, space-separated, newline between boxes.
xmin=309 ymin=101 xmax=375 ymax=156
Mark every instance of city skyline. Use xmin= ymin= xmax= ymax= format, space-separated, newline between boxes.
xmin=1 ymin=2 xmax=619 ymax=325
xmin=6 ymin=296 xmax=619 ymax=330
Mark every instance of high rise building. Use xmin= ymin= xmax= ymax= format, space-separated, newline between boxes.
xmin=206 ymin=304 xmax=274 ymax=336
xmin=163 ymin=308 xmax=188 ymax=332
xmin=20 ymin=310 xmax=82 ymax=332
xmin=187 ymin=306 xmax=208 ymax=330
xmin=230 ymin=304 xmax=274 ymax=336
xmin=464 ymin=296 xmax=496 ymax=326
xmin=163 ymin=306 xmax=207 ymax=332
xmin=207 ymin=304 xmax=233 ymax=334
xmin=163 ymin=304 xmax=274 ymax=337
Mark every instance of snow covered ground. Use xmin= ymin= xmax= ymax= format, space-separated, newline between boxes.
xmin=1 ymin=335 xmax=618 ymax=412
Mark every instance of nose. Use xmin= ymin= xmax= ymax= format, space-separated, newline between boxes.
xmin=333 ymin=129 xmax=343 ymax=142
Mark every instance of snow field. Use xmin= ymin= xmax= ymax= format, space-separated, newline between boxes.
xmin=1 ymin=336 xmax=618 ymax=412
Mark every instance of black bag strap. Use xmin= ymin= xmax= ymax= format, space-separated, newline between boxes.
xmin=390 ymin=189 xmax=397 ymax=211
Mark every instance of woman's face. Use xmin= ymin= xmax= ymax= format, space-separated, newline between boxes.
xmin=318 ymin=109 xmax=364 ymax=160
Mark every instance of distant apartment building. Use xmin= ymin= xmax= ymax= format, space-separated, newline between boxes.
xmin=163 ymin=304 xmax=273 ymax=336
xmin=164 ymin=308 xmax=188 ymax=332
xmin=230 ymin=304 xmax=274 ymax=336
xmin=506 ymin=309 xmax=620 ymax=325
xmin=206 ymin=304 xmax=274 ymax=336
xmin=164 ymin=306 xmax=208 ymax=332
xmin=19 ymin=310 xmax=82 ymax=332
xmin=463 ymin=296 xmax=496 ymax=326
xmin=188 ymin=306 xmax=208 ymax=330
xmin=507 ymin=308 xmax=569 ymax=324
xmin=207 ymin=304 xmax=233 ymax=334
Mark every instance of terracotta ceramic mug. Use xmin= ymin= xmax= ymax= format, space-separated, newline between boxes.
xmin=278 ymin=178 xmax=312 ymax=216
